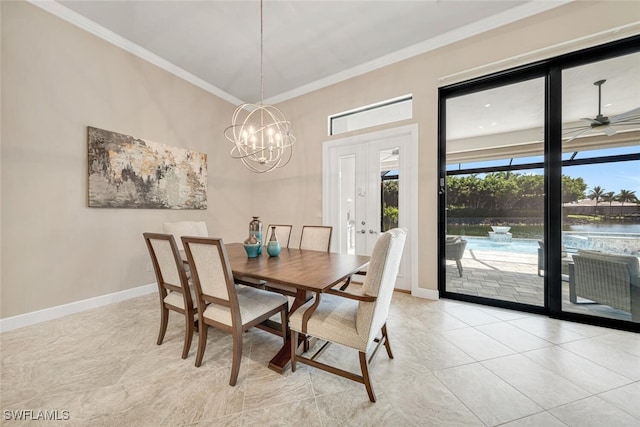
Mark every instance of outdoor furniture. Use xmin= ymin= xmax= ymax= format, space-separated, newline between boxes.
xmin=537 ymin=240 xmax=572 ymax=277
xmin=446 ymin=237 xmax=467 ymax=277
xmin=569 ymin=250 xmax=639 ymax=321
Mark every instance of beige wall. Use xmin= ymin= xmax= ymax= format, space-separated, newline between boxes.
xmin=0 ymin=2 xmax=251 ymax=318
xmin=1 ymin=1 xmax=639 ymax=319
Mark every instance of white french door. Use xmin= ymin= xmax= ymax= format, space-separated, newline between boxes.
xmin=323 ymin=125 xmax=418 ymax=292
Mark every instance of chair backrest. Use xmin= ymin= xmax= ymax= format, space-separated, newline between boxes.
xmin=299 ymin=225 xmax=332 ymax=252
xmin=162 ymin=221 xmax=209 ymax=251
xmin=357 ymin=228 xmax=407 ymax=345
xmin=143 ymin=232 xmax=192 ymax=307
xmin=181 ymin=236 xmax=239 ymax=325
xmin=266 ymin=224 xmax=293 ymax=249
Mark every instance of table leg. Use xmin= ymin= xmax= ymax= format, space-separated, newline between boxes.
xmin=267 ymin=289 xmax=310 ymax=373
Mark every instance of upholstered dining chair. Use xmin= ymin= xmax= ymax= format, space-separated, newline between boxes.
xmin=299 ymin=225 xmax=332 ymax=252
xmin=289 ymin=228 xmax=407 ymax=402
xmin=162 ymin=221 xmax=208 ymax=251
xmin=266 ymin=224 xmax=293 ymax=248
xmin=265 ymin=225 xmax=333 ymax=298
xmin=181 ymin=236 xmax=289 ymax=386
xmin=143 ymin=233 xmax=196 ymax=359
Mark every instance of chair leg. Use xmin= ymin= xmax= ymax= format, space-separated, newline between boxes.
xmin=195 ymin=322 xmax=208 ymax=367
xmin=157 ymin=306 xmax=169 ymax=345
xmin=359 ymin=351 xmax=376 ymax=403
xmin=455 ymin=260 xmax=463 ymax=277
xmin=281 ymin=307 xmax=288 ymax=345
xmin=381 ymin=324 xmax=393 ymax=359
xmin=229 ymin=330 xmax=243 ymax=386
xmin=290 ymin=330 xmax=298 ymax=372
xmin=181 ymin=311 xmax=194 ymax=359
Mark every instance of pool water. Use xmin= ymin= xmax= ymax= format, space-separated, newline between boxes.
xmin=463 ymin=237 xmax=539 ymax=254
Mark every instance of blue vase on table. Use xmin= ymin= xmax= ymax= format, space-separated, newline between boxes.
xmin=249 ymin=216 xmax=263 ymax=254
xmin=266 ymin=226 xmax=281 ymax=257
xmin=243 ymin=235 xmax=261 ymax=258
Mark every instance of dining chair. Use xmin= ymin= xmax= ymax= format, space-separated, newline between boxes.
xmin=162 ymin=221 xmax=208 ymax=251
xmin=266 ymin=224 xmax=293 ymax=248
xmin=299 ymin=225 xmax=332 ymax=251
xmin=265 ymin=225 xmax=333 ymax=298
xmin=143 ymin=232 xmax=197 ymax=359
xmin=289 ymin=228 xmax=407 ymax=402
xmin=181 ymin=236 xmax=289 ymax=386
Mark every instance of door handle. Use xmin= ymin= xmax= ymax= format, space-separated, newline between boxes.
xmin=358 ymin=229 xmax=366 ymax=234
xmin=369 ymin=229 xmax=377 ymax=234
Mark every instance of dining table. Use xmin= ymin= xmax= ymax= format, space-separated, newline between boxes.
xmin=224 ymin=242 xmax=370 ymax=373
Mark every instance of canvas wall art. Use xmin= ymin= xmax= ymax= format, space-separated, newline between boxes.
xmin=88 ymin=126 xmax=207 ymax=209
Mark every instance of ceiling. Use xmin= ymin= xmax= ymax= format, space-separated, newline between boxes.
xmin=35 ymin=1 xmax=638 ymax=142
xmin=49 ymin=0 xmax=570 ymax=105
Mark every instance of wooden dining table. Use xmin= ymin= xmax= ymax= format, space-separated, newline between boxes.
xmin=224 ymin=242 xmax=370 ymax=373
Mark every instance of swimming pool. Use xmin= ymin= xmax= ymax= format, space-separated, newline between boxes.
xmin=462 ymin=237 xmax=539 ymax=254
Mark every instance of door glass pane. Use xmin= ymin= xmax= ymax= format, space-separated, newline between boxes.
xmin=339 ymin=155 xmax=356 ymax=254
xmin=561 ymin=52 xmax=640 ymax=323
xmin=445 ymin=78 xmax=545 ymax=306
xmin=381 ymin=148 xmax=399 ymax=232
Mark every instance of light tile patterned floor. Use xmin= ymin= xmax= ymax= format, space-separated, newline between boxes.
xmin=1 ymin=292 xmax=639 ymax=426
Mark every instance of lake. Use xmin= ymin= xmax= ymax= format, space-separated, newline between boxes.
xmin=567 ymin=223 xmax=640 ymax=233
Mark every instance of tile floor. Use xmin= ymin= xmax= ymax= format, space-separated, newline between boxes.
xmin=1 ymin=292 xmax=639 ymax=426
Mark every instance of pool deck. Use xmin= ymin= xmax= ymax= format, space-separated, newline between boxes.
xmin=446 ymin=248 xmax=632 ymax=321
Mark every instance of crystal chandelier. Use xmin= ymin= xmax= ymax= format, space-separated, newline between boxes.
xmin=224 ymin=0 xmax=295 ymax=173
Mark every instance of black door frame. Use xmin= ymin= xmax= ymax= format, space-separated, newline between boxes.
xmin=437 ymin=35 xmax=640 ymax=333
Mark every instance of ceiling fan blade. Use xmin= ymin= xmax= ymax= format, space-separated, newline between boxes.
xmin=602 ymin=126 xmax=617 ymax=136
xmin=579 ymin=117 xmax=599 ymax=126
xmin=563 ymin=127 xmax=591 ymax=143
xmin=610 ymin=106 xmax=640 ymax=123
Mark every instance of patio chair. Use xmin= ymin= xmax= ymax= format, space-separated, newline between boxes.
xmin=446 ymin=237 xmax=467 ymax=277
xmin=568 ymin=250 xmax=639 ymax=321
xmin=537 ymin=240 xmax=571 ymax=277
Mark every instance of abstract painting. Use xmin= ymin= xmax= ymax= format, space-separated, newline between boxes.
xmin=88 ymin=127 xmax=207 ymax=209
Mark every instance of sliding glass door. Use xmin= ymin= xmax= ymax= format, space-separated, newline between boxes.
xmin=561 ymin=52 xmax=640 ymax=323
xmin=443 ymin=77 xmax=546 ymax=309
xmin=439 ymin=35 xmax=640 ymax=330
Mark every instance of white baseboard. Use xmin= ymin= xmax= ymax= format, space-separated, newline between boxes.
xmin=412 ymin=286 xmax=439 ymax=300
xmin=0 ymin=283 xmax=156 ymax=333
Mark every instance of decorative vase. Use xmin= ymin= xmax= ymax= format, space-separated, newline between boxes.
xmin=243 ymin=234 xmax=261 ymax=258
xmin=266 ymin=226 xmax=281 ymax=257
xmin=249 ymin=216 xmax=263 ymax=254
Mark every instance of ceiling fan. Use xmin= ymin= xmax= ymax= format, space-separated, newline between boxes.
xmin=563 ymin=79 xmax=640 ymax=142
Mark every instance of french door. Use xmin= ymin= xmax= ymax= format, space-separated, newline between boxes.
xmin=323 ymin=125 xmax=418 ymax=292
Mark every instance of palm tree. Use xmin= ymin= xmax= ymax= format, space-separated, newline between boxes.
xmin=601 ymin=191 xmax=616 ymax=216
xmin=615 ymin=189 xmax=637 ymax=217
xmin=587 ymin=186 xmax=605 ymax=216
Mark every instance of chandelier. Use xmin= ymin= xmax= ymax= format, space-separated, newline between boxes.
xmin=224 ymin=0 xmax=296 ymax=173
